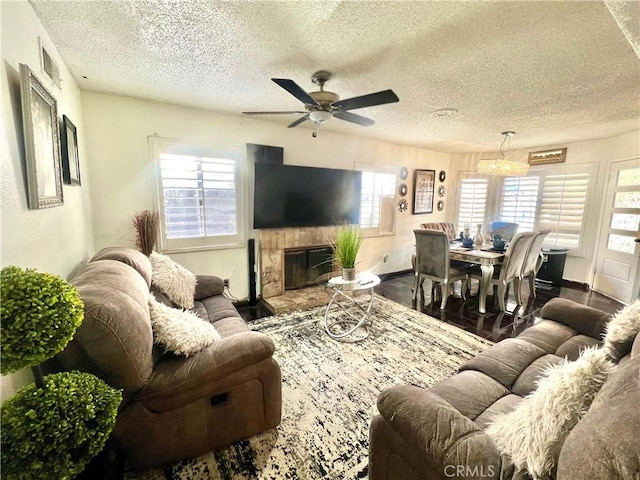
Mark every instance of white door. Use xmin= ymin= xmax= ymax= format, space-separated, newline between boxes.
xmin=593 ymin=159 xmax=640 ymax=304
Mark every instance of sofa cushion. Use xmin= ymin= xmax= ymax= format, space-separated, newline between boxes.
xmin=515 ymin=320 xmax=600 ymax=360
xmin=429 ymin=370 xmax=510 ymax=420
xmin=69 ymin=260 xmax=154 ymax=393
xmin=473 ymin=393 xmax=523 ymax=430
xmin=148 ymin=295 xmax=220 ymax=356
xmin=90 ymin=246 xmax=152 ymax=287
xmin=603 ymin=299 xmax=640 ymax=362
xmin=149 ymin=252 xmax=196 ymax=309
xmin=539 ymin=297 xmax=611 ymax=340
xmin=459 ymin=338 xmax=548 ymax=389
xmin=486 ymin=347 xmax=613 ymax=479
xmin=557 ymin=356 xmax=640 ymax=479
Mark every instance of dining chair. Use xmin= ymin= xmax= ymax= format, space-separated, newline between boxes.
xmin=468 ymin=231 xmax=536 ymax=311
xmin=413 ymin=229 xmax=468 ymax=310
xmin=487 ymin=221 xmax=519 ymax=241
xmin=515 ymin=230 xmax=550 ymax=304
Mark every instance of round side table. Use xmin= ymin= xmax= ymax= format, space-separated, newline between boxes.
xmin=324 ymin=272 xmax=381 ymax=342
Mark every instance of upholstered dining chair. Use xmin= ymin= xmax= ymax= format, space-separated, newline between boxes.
xmin=468 ymin=231 xmax=536 ymax=311
xmin=413 ymin=229 xmax=468 ymax=310
xmin=487 ymin=221 xmax=519 ymax=241
xmin=515 ymin=230 xmax=550 ymax=304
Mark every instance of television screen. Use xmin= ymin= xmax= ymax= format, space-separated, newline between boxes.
xmin=253 ymin=163 xmax=362 ymax=229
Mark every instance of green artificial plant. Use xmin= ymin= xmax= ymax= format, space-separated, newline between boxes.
xmin=330 ymin=225 xmax=363 ymax=269
xmin=0 ymin=266 xmax=122 ymax=480
xmin=1 ymin=372 xmax=121 ymax=480
xmin=1 ymin=266 xmax=84 ymax=374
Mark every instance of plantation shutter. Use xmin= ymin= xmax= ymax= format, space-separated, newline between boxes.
xmin=499 ymin=176 xmax=540 ymax=232
xmin=359 ymin=170 xmax=396 ymax=234
xmin=458 ymin=177 xmax=488 ymax=233
xmin=538 ymin=172 xmax=590 ymax=249
xmin=152 ymin=137 xmax=243 ymax=252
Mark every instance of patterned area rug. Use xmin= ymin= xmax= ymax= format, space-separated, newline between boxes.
xmin=126 ymin=295 xmax=492 ymax=480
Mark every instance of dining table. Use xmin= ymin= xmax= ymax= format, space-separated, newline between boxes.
xmin=449 ymin=243 xmax=506 ymax=314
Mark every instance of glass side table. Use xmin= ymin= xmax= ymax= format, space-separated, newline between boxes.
xmin=324 ymin=272 xmax=381 ymax=342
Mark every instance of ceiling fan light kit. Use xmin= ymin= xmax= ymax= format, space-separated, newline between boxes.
xmin=477 ymin=131 xmax=529 ymax=176
xmin=243 ymin=70 xmax=399 ymax=137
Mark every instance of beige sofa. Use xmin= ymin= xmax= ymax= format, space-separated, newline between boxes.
xmin=48 ymin=247 xmax=282 ymax=468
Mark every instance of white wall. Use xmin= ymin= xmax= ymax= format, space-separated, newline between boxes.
xmin=0 ymin=1 xmax=95 ymax=400
xmin=81 ymin=91 xmax=455 ymax=299
xmin=449 ymin=130 xmax=640 ymax=284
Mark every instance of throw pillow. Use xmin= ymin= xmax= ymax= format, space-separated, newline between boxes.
xmin=486 ymin=347 xmax=614 ymax=480
xmin=149 ymin=252 xmax=196 ymax=309
xmin=148 ymin=295 xmax=220 ymax=356
xmin=603 ymin=299 xmax=640 ymax=362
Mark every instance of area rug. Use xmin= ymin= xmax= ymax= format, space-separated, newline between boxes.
xmin=126 ymin=295 xmax=492 ymax=480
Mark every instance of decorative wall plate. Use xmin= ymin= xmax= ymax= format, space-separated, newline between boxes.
xmin=399 ymin=166 xmax=409 ymax=180
xmin=399 ymin=183 xmax=408 ymax=197
xmin=398 ymin=198 xmax=408 ymax=212
xmin=439 ymin=170 xmax=446 ymax=182
xmin=437 ymin=200 xmax=444 ymax=211
xmin=438 ymin=185 xmax=446 ymax=197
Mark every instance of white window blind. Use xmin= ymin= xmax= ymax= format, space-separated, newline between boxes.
xmin=359 ymin=170 xmax=396 ymax=234
xmin=152 ymin=138 xmax=243 ymax=252
xmin=499 ymin=176 xmax=540 ymax=232
xmin=538 ymin=172 xmax=590 ymax=249
xmin=458 ymin=177 xmax=488 ymax=233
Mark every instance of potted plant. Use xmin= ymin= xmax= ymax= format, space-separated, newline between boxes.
xmin=330 ymin=225 xmax=363 ymax=281
xmin=0 ymin=266 xmax=122 ymax=480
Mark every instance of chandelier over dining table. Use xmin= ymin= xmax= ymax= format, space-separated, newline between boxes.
xmin=477 ymin=131 xmax=529 ymax=176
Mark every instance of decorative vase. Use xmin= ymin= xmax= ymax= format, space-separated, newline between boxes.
xmin=473 ymin=224 xmax=484 ymax=248
xmin=463 ymin=226 xmax=471 ymax=240
xmin=342 ymin=267 xmax=356 ymax=282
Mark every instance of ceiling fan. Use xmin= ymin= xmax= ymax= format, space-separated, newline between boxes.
xmin=242 ymin=71 xmax=399 ymax=135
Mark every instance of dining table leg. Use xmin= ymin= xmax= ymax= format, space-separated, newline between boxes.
xmin=479 ymin=264 xmax=494 ymax=314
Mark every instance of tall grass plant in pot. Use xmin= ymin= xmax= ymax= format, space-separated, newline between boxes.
xmin=0 ymin=266 xmax=122 ymax=480
xmin=330 ymin=225 xmax=363 ymax=281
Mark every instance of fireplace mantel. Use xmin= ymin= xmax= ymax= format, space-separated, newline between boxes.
xmin=259 ymin=226 xmax=340 ymax=299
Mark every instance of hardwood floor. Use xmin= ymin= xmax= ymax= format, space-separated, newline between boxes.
xmin=237 ymin=272 xmax=625 ymax=343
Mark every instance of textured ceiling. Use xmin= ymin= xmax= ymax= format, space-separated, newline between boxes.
xmin=29 ymin=0 xmax=640 ymax=153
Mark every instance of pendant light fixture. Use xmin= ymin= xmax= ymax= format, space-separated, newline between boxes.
xmin=477 ymin=131 xmax=529 ymax=176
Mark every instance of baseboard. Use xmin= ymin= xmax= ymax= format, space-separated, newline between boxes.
xmin=377 ymin=269 xmax=414 ymax=281
xmin=562 ymin=279 xmax=589 ymax=291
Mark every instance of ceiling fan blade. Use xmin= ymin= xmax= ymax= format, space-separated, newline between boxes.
xmin=272 ymin=78 xmax=319 ymax=106
xmin=332 ymin=89 xmax=399 ymax=111
xmin=242 ymin=111 xmax=307 ymax=115
xmin=288 ymin=114 xmax=310 ymax=128
xmin=333 ymin=111 xmax=375 ymax=126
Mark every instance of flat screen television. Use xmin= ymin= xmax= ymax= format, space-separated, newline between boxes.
xmin=253 ymin=163 xmax=362 ymax=229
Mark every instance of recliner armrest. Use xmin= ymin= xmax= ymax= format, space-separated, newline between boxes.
xmin=139 ymin=331 xmax=275 ymax=411
xmin=540 ymin=298 xmax=611 ymax=340
xmin=377 ymin=385 xmax=508 ymax=479
xmin=195 ymin=274 xmax=225 ymax=299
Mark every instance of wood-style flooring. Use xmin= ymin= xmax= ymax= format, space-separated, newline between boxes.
xmin=237 ymin=272 xmax=625 ymax=343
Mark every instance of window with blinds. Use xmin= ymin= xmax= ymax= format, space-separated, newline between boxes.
xmin=538 ymin=172 xmax=590 ymax=250
xmin=359 ymin=170 xmax=396 ymax=235
xmin=499 ymin=176 xmax=540 ymax=232
xmin=152 ymin=138 xmax=243 ymax=252
xmin=457 ymin=177 xmax=488 ymax=233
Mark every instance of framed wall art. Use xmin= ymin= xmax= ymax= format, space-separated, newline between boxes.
xmin=528 ymin=148 xmax=567 ymax=165
xmin=412 ymin=169 xmax=435 ymax=214
xmin=19 ymin=63 xmax=63 ymax=209
xmin=61 ymin=115 xmax=81 ymax=185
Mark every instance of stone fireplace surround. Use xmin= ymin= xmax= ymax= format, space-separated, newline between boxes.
xmin=260 ymin=225 xmax=341 ymax=299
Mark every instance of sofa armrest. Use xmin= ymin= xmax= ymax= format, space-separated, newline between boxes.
xmin=195 ymin=274 xmax=225 ymax=299
xmin=377 ymin=385 xmax=508 ymax=479
xmin=139 ymin=331 xmax=275 ymax=411
xmin=540 ymin=298 xmax=611 ymax=340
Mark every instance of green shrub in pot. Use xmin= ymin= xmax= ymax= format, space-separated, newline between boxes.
xmin=1 ymin=371 xmax=121 ymax=480
xmin=0 ymin=266 xmax=122 ymax=479
xmin=1 ymin=266 xmax=84 ymax=374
